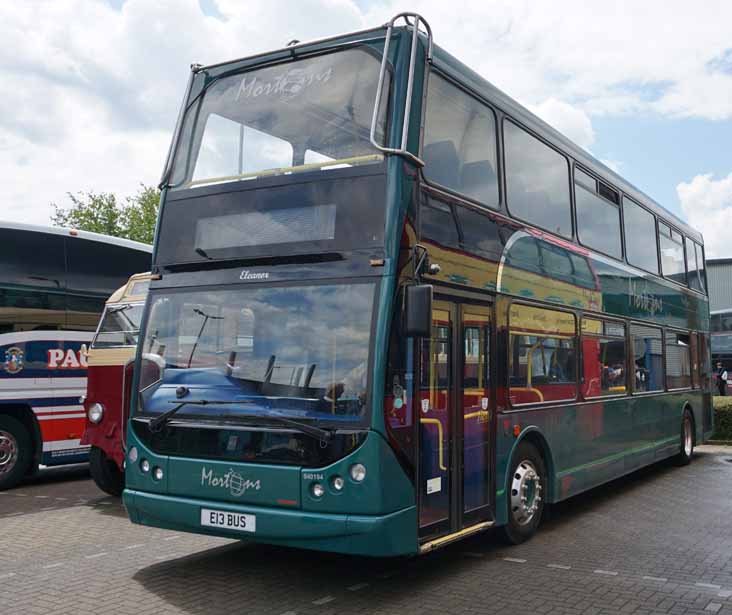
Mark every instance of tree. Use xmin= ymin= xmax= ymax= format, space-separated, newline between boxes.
xmin=51 ymin=185 xmax=160 ymax=244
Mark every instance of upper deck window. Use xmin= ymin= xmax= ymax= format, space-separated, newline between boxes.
xmin=169 ymin=48 xmax=389 ymax=190
xmin=504 ymin=121 xmax=572 ymax=238
xmin=623 ymin=197 xmax=660 ymax=275
xmin=688 ymin=240 xmax=706 ymax=293
xmin=658 ymin=222 xmax=687 ymax=285
xmin=574 ymin=168 xmax=622 ymax=259
xmin=422 ymin=75 xmax=499 ymax=208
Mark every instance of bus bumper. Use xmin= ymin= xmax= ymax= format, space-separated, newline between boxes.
xmin=123 ymin=489 xmax=417 ymax=557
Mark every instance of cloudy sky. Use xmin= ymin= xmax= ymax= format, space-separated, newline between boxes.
xmin=2 ymin=0 xmax=731 ymax=255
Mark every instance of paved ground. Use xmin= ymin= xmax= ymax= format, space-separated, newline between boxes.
xmin=2 ymin=447 xmax=732 ymax=615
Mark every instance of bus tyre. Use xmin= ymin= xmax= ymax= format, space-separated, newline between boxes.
xmin=676 ymin=410 xmax=694 ymax=466
xmin=0 ymin=415 xmax=33 ymax=491
xmin=502 ymin=441 xmax=546 ymax=545
xmin=89 ymin=446 xmax=124 ymax=497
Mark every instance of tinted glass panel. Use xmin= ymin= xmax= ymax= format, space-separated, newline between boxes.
xmin=575 ymin=184 xmax=622 ymax=258
xmin=457 ymin=206 xmax=504 ymax=259
xmin=666 ymin=331 xmax=691 ymax=389
xmin=509 ymin=304 xmax=576 ymax=404
xmin=504 ymin=121 xmax=571 ymax=237
xmin=421 ymin=199 xmax=460 ymax=248
xmin=623 ymin=198 xmax=659 ymax=274
xmin=658 ymin=223 xmax=686 ymax=284
xmin=66 ymin=239 xmax=151 ymax=331
xmin=631 ymin=324 xmax=664 ymax=392
xmin=0 ymin=229 xmax=66 ymax=332
xmin=423 ymin=75 xmax=499 ymax=207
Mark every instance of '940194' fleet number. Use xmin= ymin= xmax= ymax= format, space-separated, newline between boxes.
xmin=200 ymin=508 xmax=256 ymax=533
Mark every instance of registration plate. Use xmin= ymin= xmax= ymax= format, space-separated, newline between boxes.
xmin=200 ymin=508 xmax=256 ymax=533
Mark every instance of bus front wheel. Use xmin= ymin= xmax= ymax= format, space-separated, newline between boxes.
xmin=89 ymin=446 xmax=124 ymax=497
xmin=502 ymin=441 xmax=547 ymax=545
xmin=676 ymin=409 xmax=694 ymax=466
xmin=0 ymin=415 xmax=33 ymax=491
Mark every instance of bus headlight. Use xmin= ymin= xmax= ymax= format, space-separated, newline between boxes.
xmin=88 ymin=403 xmax=104 ymax=424
xmin=153 ymin=467 xmax=164 ymax=481
xmin=128 ymin=447 xmax=138 ymax=463
xmin=349 ymin=463 xmax=366 ymax=482
xmin=330 ymin=475 xmax=345 ymax=491
xmin=140 ymin=459 xmax=151 ymax=473
xmin=311 ymin=482 xmax=325 ymax=498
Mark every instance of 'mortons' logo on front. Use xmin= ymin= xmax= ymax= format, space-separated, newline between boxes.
xmin=47 ymin=349 xmax=88 ymax=369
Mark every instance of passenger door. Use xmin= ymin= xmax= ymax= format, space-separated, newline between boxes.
xmin=418 ymin=299 xmax=494 ymax=540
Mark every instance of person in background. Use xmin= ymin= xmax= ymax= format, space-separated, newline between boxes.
xmin=716 ymin=362 xmax=728 ymax=396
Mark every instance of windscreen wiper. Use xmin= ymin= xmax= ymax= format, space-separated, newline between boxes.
xmin=147 ymin=399 xmax=335 ymax=442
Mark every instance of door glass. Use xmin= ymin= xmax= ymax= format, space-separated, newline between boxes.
xmin=462 ymin=307 xmax=491 ymax=513
xmin=419 ymin=307 xmax=451 ymax=530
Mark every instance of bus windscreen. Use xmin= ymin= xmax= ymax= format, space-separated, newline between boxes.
xmin=169 ymin=47 xmax=390 ymax=190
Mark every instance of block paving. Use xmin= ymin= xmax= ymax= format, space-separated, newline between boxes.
xmin=2 ymin=446 xmax=732 ymax=614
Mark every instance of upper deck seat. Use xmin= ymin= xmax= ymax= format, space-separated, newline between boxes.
xmin=423 ymin=141 xmax=460 ymax=190
xmin=460 ymin=160 xmax=498 ymax=205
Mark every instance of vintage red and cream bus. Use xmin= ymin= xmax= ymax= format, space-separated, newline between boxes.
xmin=82 ymin=272 xmax=152 ymax=495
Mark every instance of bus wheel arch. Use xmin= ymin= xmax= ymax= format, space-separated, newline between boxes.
xmin=0 ymin=404 xmax=41 ymax=473
xmin=508 ymin=428 xmax=556 ymax=504
xmin=0 ymin=406 xmax=38 ymax=489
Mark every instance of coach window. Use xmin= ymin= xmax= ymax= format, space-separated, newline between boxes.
xmin=574 ymin=168 xmax=622 ymax=259
xmin=630 ymin=324 xmax=664 ymax=392
xmin=0 ymin=229 xmax=66 ymax=333
xmin=423 ymin=74 xmax=499 ymax=208
xmin=665 ymin=331 xmax=692 ymax=389
xmin=504 ymin=121 xmax=572 ymax=238
xmin=623 ymin=198 xmax=660 ymax=275
xmin=658 ymin=222 xmax=687 ymax=285
xmin=581 ymin=319 xmax=627 ymax=397
xmin=688 ymin=240 xmax=706 ymax=293
xmin=509 ymin=304 xmax=577 ymax=405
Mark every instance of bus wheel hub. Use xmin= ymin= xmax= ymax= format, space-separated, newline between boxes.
xmin=0 ymin=430 xmax=18 ymax=475
xmin=510 ymin=460 xmax=542 ymax=525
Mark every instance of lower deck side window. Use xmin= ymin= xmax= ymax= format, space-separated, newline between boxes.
xmin=666 ymin=331 xmax=691 ymax=389
xmin=631 ymin=324 xmax=664 ymax=392
xmin=509 ymin=304 xmax=577 ymax=404
xmin=581 ymin=319 xmax=627 ymax=397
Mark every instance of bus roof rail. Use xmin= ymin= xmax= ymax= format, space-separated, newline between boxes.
xmin=370 ymin=12 xmax=433 ymax=168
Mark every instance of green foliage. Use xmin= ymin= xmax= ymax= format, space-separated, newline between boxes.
xmin=712 ymin=396 xmax=732 ymax=440
xmin=51 ymin=185 xmax=159 ymax=244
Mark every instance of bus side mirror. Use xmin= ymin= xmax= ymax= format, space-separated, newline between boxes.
xmin=405 ymin=284 xmax=432 ymax=338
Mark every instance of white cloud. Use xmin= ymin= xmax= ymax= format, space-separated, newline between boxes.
xmin=529 ymin=98 xmax=595 ymax=151
xmin=2 ymin=0 xmax=731 ymax=226
xmin=678 ymin=173 xmax=732 ymax=257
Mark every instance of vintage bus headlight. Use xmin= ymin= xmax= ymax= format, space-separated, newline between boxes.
xmin=330 ymin=475 xmax=345 ymax=491
xmin=349 ymin=463 xmax=366 ymax=482
xmin=311 ymin=482 xmax=325 ymax=498
xmin=153 ymin=467 xmax=164 ymax=481
xmin=140 ymin=459 xmax=151 ymax=473
xmin=87 ymin=403 xmax=104 ymax=424
xmin=128 ymin=447 xmax=138 ymax=463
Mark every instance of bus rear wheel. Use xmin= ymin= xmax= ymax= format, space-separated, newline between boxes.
xmin=676 ymin=409 xmax=694 ymax=466
xmin=502 ymin=441 xmax=546 ymax=545
xmin=0 ymin=415 xmax=32 ymax=491
xmin=89 ymin=446 xmax=124 ymax=497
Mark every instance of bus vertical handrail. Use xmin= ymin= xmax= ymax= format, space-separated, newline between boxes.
xmin=369 ymin=12 xmax=432 ymax=168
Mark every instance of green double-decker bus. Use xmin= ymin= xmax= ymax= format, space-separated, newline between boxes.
xmin=123 ymin=14 xmax=712 ymax=556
